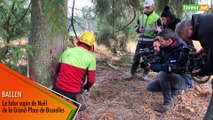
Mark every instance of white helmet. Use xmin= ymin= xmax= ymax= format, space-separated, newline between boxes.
xmin=144 ymin=0 xmax=155 ymax=7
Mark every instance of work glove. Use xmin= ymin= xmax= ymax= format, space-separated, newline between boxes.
xmin=83 ymin=84 xmax=89 ymax=92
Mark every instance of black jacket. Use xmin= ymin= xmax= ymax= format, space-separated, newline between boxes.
xmin=191 ymin=14 xmax=213 ymax=75
xmin=151 ymin=40 xmax=183 ymax=72
xmin=166 ymin=17 xmax=181 ymax=31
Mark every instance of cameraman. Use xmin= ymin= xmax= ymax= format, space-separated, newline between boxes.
xmin=176 ymin=14 xmax=213 ymax=119
xmin=153 ymin=37 xmax=161 ymax=52
xmin=139 ymin=38 xmax=161 ymax=69
xmin=147 ymin=29 xmax=193 ymax=113
xmin=175 ymin=14 xmax=213 ymax=76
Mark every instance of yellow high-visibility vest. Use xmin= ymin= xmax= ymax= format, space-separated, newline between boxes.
xmin=138 ymin=11 xmax=159 ymax=38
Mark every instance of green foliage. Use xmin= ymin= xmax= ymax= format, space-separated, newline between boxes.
xmin=44 ymin=0 xmax=68 ymax=38
xmin=0 ymin=0 xmax=31 ymax=73
xmin=0 ymin=0 xmax=30 ymax=41
xmin=93 ymin=0 xmax=142 ymax=54
xmin=0 ymin=43 xmax=35 ymax=74
xmin=155 ymin=0 xmax=198 ymax=19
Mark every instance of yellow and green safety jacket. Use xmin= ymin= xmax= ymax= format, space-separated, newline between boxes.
xmin=136 ymin=11 xmax=160 ymax=41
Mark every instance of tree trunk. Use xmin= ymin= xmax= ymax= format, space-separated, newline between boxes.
xmin=29 ymin=0 xmax=67 ymax=86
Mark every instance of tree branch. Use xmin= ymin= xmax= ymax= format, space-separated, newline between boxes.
xmin=1 ymin=1 xmax=31 ymax=61
xmin=69 ymin=0 xmax=78 ymax=40
xmin=11 ymin=1 xmax=31 ymax=27
xmin=0 ymin=45 xmax=9 ymax=62
xmin=113 ymin=0 xmax=136 ymax=33
xmin=4 ymin=1 xmax=16 ymax=43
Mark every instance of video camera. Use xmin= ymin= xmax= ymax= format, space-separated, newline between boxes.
xmin=137 ymin=48 xmax=162 ymax=68
xmin=168 ymin=46 xmax=207 ymax=73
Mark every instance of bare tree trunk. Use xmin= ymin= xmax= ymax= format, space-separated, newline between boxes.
xmin=29 ymin=0 xmax=67 ymax=86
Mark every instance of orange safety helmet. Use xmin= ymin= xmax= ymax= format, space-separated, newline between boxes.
xmin=80 ymin=32 xmax=95 ymax=46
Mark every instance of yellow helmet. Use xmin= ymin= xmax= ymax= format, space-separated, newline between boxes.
xmin=80 ymin=32 xmax=95 ymax=46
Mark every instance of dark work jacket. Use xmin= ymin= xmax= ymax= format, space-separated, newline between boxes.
xmin=191 ymin=14 xmax=213 ymax=75
xmin=151 ymin=40 xmax=182 ymax=72
xmin=151 ymin=40 xmax=194 ymax=88
xmin=165 ymin=17 xmax=181 ymax=31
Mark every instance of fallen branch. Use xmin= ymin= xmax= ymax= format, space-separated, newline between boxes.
xmin=118 ymin=64 xmax=130 ymax=68
xmin=107 ymin=63 xmax=119 ymax=70
xmin=194 ymin=81 xmax=202 ymax=93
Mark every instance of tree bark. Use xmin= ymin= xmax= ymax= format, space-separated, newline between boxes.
xmin=29 ymin=0 xmax=67 ymax=86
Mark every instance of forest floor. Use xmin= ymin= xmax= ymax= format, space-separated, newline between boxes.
xmin=75 ymin=60 xmax=212 ymax=120
xmin=5 ymin=35 xmax=212 ymax=120
xmin=74 ymin=41 xmax=212 ymax=120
